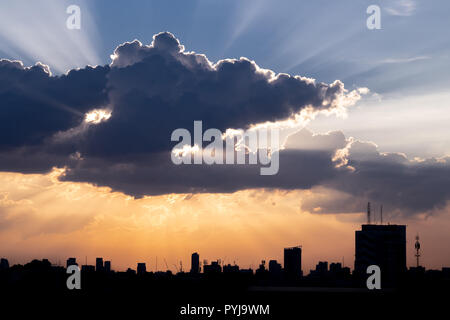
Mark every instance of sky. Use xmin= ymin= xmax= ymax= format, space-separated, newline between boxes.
xmin=0 ymin=0 xmax=449 ymax=272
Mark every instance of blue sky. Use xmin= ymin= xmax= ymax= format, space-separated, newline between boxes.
xmin=1 ymin=0 xmax=449 ymax=95
xmin=90 ymin=0 xmax=449 ymax=95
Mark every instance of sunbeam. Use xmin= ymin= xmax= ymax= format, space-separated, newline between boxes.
xmin=0 ymin=0 xmax=102 ymax=73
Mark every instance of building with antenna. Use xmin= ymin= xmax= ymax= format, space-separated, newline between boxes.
xmin=354 ymin=203 xmax=407 ymax=286
xmin=354 ymin=223 xmax=406 ymax=286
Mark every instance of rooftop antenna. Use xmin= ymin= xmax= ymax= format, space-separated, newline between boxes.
xmin=415 ymin=234 xmax=421 ymax=267
xmin=367 ymin=202 xmax=371 ymax=224
xmin=380 ymin=205 xmax=383 ymax=224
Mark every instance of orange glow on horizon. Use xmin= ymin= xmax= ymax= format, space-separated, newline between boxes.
xmin=0 ymin=169 xmax=449 ymax=273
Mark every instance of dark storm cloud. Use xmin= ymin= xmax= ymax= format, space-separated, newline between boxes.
xmin=0 ymin=32 xmax=449 ymax=216
xmin=60 ymin=147 xmax=339 ymax=197
xmin=298 ymin=135 xmax=450 ymax=216
xmin=0 ymin=59 xmax=109 ymax=150
xmin=60 ymin=127 xmax=450 ymax=216
xmin=330 ymin=141 xmax=450 ymax=215
xmin=79 ymin=32 xmax=353 ymax=157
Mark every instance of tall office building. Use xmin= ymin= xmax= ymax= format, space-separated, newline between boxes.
xmin=284 ymin=246 xmax=302 ymax=278
xmin=354 ymin=224 xmax=406 ymax=286
xmin=190 ymin=252 xmax=200 ymax=274
xmin=104 ymin=261 xmax=111 ymax=273
xmin=96 ymin=257 xmax=104 ymax=272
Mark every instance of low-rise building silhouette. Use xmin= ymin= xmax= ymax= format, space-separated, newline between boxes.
xmin=66 ymin=257 xmax=77 ymax=268
xmin=203 ymin=260 xmax=221 ymax=274
xmin=81 ymin=265 xmax=95 ymax=272
xmin=315 ymin=261 xmax=328 ymax=275
xmin=223 ymin=264 xmax=239 ymax=273
xmin=0 ymin=258 xmax=9 ymax=270
xmin=269 ymin=260 xmax=282 ymax=275
xmin=137 ymin=262 xmax=147 ymax=275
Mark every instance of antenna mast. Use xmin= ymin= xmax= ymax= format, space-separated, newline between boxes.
xmin=367 ymin=202 xmax=371 ymax=224
xmin=415 ymin=234 xmax=421 ymax=267
xmin=380 ymin=205 xmax=383 ymax=224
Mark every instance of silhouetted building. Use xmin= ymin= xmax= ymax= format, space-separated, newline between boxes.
xmin=329 ymin=262 xmax=341 ymax=273
xmin=355 ymin=224 xmax=406 ymax=286
xmin=256 ymin=260 xmax=268 ymax=276
xmin=284 ymin=246 xmax=302 ymax=278
xmin=66 ymin=257 xmax=77 ymax=268
xmin=81 ymin=265 xmax=95 ymax=272
xmin=96 ymin=257 xmax=104 ymax=272
xmin=408 ymin=266 xmax=426 ymax=282
xmin=269 ymin=260 xmax=282 ymax=274
xmin=329 ymin=262 xmax=351 ymax=280
xmin=443 ymin=267 xmax=450 ymax=278
xmin=316 ymin=261 xmax=328 ymax=275
xmin=223 ymin=264 xmax=239 ymax=273
xmin=203 ymin=261 xmax=221 ymax=274
xmin=190 ymin=252 xmax=200 ymax=274
xmin=239 ymin=268 xmax=253 ymax=276
xmin=126 ymin=268 xmax=136 ymax=275
xmin=137 ymin=263 xmax=147 ymax=275
xmin=104 ymin=261 xmax=111 ymax=272
xmin=0 ymin=258 xmax=9 ymax=270
xmin=309 ymin=261 xmax=328 ymax=278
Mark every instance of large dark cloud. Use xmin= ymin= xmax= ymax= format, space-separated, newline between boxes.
xmin=0 ymin=32 xmax=357 ymax=168
xmin=0 ymin=59 xmax=109 ymax=150
xmin=330 ymin=141 xmax=450 ymax=216
xmin=79 ymin=32 xmax=353 ymax=157
xmin=0 ymin=32 xmax=449 ymax=216
xmin=60 ymin=147 xmax=339 ymax=196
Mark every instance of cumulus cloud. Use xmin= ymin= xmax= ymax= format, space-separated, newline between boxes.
xmin=0 ymin=32 xmax=362 ymax=166
xmin=1 ymin=32 xmax=449 ymax=216
xmin=302 ymin=135 xmax=450 ymax=216
xmin=81 ymin=32 xmax=362 ymax=158
xmin=0 ymin=58 xmax=109 ymax=151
